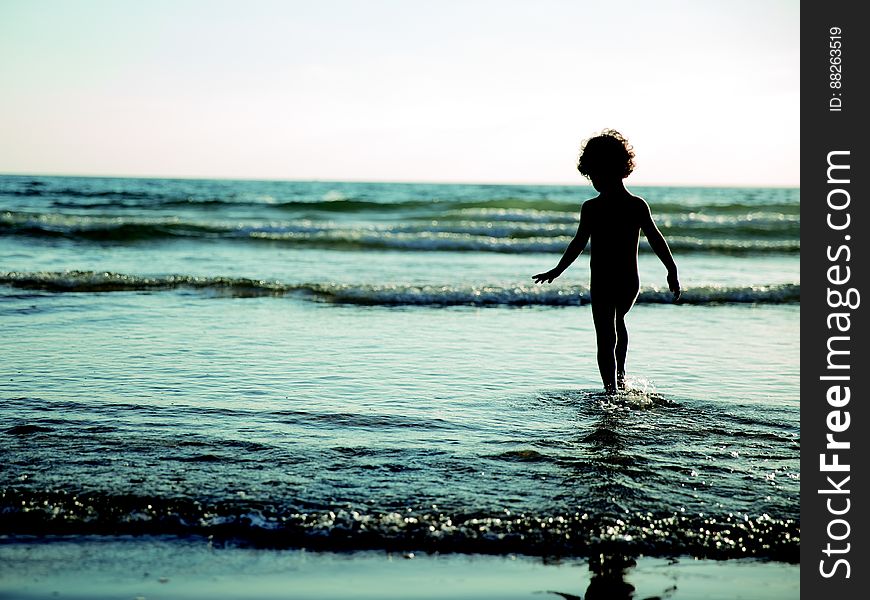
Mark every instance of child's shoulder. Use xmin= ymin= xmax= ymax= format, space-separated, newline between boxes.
xmin=582 ymin=193 xmax=649 ymax=211
xmin=627 ymin=193 xmax=652 ymax=213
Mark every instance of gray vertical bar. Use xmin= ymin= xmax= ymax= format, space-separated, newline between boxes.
xmin=801 ymin=1 xmax=869 ymax=596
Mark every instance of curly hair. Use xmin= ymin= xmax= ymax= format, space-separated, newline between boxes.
xmin=576 ymin=129 xmax=636 ymax=180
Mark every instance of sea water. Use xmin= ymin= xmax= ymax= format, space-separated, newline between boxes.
xmin=0 ymin=175 xmax=799 ymax=560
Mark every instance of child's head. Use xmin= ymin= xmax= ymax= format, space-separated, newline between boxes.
xmin=577 ymin=129 xmax=636 ymax=182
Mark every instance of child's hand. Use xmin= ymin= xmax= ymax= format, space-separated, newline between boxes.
xmin=667 ymin=271 xmax=681 ymax=301
xmin=532 ymin=268 xmax=561 ymax=284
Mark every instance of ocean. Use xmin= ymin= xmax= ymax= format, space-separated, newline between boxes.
xmin=0 ymin=175 xmax=799 ymax=563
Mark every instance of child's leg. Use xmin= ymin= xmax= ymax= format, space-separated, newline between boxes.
xmin=591 ymin=301 xmax=618 ymax=392
xmin=615 ymin=288 xmax=639 ymax=390
xmin=615 ymin=316 xmax=629 ymax=389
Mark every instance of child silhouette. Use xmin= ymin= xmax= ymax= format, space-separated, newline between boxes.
xmin=533 ymin=130 xmax=680 ymax=392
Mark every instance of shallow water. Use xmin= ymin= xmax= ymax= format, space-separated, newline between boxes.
xmin=1 ymin=176 xmax=799 ymax=560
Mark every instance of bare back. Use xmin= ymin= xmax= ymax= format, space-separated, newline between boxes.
xmin=579 ymin=193 xmax=649 ymax=294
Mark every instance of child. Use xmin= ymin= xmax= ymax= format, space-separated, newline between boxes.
xmin=533 ymin=130 xmax=680 ymax=392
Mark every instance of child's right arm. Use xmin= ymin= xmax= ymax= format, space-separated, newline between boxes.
xmin=640 ymin=200 xmax=681 ymax=300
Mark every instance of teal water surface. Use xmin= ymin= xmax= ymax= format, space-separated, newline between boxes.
xmin=1 ymin=175 xmax=799 ymax=560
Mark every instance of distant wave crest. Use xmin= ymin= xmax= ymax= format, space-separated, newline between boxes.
xmin=3 ymin=183 xmax=800 ymax=215
xmin=1 ymin=211 xmax=800 ymax=254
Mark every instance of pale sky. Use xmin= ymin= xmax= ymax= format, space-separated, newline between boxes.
xmin=0 ymin=0 xmax=799 ymax=186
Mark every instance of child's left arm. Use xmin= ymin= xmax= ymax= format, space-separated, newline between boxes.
xmin=532 ymin=203 xmax=591 ymax=284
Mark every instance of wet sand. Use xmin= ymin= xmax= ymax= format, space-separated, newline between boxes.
xmin=0 ymin=537 xmax=798 ymax=599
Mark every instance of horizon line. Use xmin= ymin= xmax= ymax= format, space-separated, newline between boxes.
xmin=0 ymin=171 xmax=801 ymax=190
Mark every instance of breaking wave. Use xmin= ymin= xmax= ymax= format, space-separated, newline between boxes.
xmin=0 ymin=489 xmax=798 ymax=560
xmin=0 ymin=271 xmax=800 ymax=306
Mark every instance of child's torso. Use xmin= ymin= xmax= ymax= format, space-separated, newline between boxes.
xmin=584 ymin=195 xmax=643 ymax=283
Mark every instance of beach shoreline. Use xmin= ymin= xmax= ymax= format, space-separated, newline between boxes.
xmin=0 ymin=536 xmax=798 ymax=600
